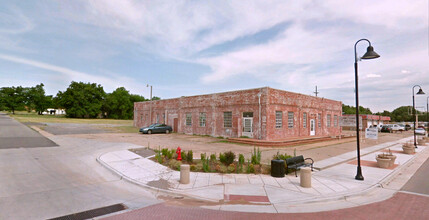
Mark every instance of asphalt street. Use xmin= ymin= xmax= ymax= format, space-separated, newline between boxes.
xmin=401 ymin=156 xmax=429 ymax=195
xmin=0 ymin=114 xmax=159 ymax=220
xmin=0 ymin=113 xmax=57 ymax=149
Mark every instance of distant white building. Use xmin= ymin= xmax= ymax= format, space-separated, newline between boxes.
xmin=42 ymin=108 xmax=66 ymax=115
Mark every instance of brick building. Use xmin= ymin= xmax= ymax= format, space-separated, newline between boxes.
xmin=134 ymin=87 xmax=342 ymax=140
xmin=341 ymin=114 xmax=391 ymax=130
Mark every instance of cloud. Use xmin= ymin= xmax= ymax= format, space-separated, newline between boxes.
xmin=0 ymin=53 xmax=144 ymax=95
xmin=0 ymin=7 xmax=34 ymax=34
xmin=366 ymin=74 xmax=381 ymax=78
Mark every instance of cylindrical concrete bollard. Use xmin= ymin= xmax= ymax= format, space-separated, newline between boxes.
xmin=180 ymin=164 xmax=190 ymax=184
xmin=300 ymin=167 xmax=311 ymax=188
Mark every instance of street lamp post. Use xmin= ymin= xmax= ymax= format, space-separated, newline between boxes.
xmin=147 ymin=84 xmax=153 ymax=124
xmin=412 ymin=85 xmax=425 ymax=148
xmin=427 ymin=96 xmax=429 ymax=134
xmin=354 ymin=39 xmax=380 ymax=181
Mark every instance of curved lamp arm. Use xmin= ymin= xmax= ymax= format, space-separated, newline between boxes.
xmin=354 ymin=39 xmax=371 ymax=63
xmin=412 ymin=85 xmax=422 ymax=96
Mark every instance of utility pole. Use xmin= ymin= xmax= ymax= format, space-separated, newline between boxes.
xmin=147 ymin=84 xmax=152 ymax=125
xmin=314 ymin=86 xmax=319 ymax=97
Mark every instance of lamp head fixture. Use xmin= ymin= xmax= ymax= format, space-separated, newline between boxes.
xmin=417 ymin=88 xmax=425 ymax=95
xmin=361 ymin=46 xmax=380 ymax=60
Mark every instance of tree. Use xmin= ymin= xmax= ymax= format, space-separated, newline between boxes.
xmin=56 ymin=81 xmax=106 ymax=118
xmin=342 ymin=104 xmax=372 ymax=115
xmin=130 ymin=94 xmax=147 ymax=103
xmin=26 ymin=83 xmax=51 ymax=114
xmin=375 ymin=110 xmax=391 ymax=117
xmin=390 ymin=106 xmax=414 ymax=122
xmin=103 ymin=87 xmax=133 ymax=119
xmin=0 ymin=86 xmax=26 ymax=114
xmin=103 ymin=88 xmax=147 ymax=119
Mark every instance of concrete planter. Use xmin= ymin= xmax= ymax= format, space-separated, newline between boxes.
xmin=376 ymin=155 xmax=391 ymax=168
xmin=402 ymin=146 xmax=415 ymax=154
xmin=385 ymin=155 xmax=397 ymax=167
xmin=417 ymin=139 xmax=426 ymax=145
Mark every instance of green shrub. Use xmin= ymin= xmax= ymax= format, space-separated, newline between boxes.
xmin=238 ymin=154 xmax=245 ymax=173
xmin=161 ymin=148 xmax=169 ymax=157
xmin=200 ymin=153 xmax=207 ymax=161
xmin=219 ymin=164 xmax=228 ymax=173
xmin=251 ymin=146 xmax=261 ymax=165
xmin=224 ymin=151 xmax=236 ymax=166
xmin=273 ymin=151 xmax=293 ymax=161
xmin=210 ymin=153 xmax=217 ymax=161
xmin=238 ymin=154 xmax=245 ymax=164
xmin=187 ymin=150 xmax=193 ymax=163
xmin=190 ymin=164 xmax=197 ymax=171
xmin=219 ymin=152 xmax=226 ymax=164
xmin=202 ymin=159 xmax=210 ymax=172
xmin=239 ymin=136 xmax=250 ymax=138
xmin=246 ymin=160 xmax=251 ymax=173
xmin=227 ymin=163 xmax=236 ymax=173
xmin=195 ymin=163 xmax=203 ymax=171
xmin=181 ymin=151 xmax=187 ymax=162
xmin=168 ymin=149 xmax=175 ymax=159
xmin=248 ymin=163 xmax=255 ymax=173
xmin=155 ymin=147 xmax=163 ymax=164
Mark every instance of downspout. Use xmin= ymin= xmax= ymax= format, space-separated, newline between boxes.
xmin=258 ymin=92 xmax=262 ymax=140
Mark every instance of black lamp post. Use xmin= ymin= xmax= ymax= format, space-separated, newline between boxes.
xmin=427 ymin=96 xmax=429 ymax=133
xmin=354 ymin=39 xmax=380 ymax=181
xmin=412 ymin=85 xmax=425 ymax=148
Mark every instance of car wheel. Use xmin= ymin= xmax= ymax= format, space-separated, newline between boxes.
xmin=166 ymin=129 xmax=170 ymax=134
xmin=147 ymin=130 xmax=152 ymax=134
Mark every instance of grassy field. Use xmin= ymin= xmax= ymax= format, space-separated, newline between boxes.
xmin=9 ymin=111 xmax=133 ymax=126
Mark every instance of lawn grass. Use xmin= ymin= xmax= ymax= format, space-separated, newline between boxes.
xmin=9 ymin=111 xmax=133 ymax=126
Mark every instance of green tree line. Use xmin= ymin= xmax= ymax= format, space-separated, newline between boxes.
xmin=0 ymin=81 xmax=159 ymax=119
xmin=342 ymin=104 xmax=428 ymax=122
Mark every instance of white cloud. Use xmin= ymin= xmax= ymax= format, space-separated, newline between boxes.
xmin=366 ymin=74 xmax=381 ymax=78
xmin=0 ymin=53 xmax=145 ymax=95
xmin=0 ymin=7 xmax=34 ymax=34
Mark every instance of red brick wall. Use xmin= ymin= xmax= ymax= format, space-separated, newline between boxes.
xmin=134 ymin=87 xmax=342 ymax=140
xmin=265 ymin=88 xmax=342 ymax=140
xmin=134 ymin=88 xmax=268 ymax=138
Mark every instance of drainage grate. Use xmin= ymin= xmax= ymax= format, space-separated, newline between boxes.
xmin=48 ymin=203 xmax=127 ymax=220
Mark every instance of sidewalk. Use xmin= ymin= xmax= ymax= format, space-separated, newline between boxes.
xmin=97 ymin=136 xmax=429 ymax=213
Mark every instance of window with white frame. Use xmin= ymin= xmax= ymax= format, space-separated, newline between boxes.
xmin=185 ymin=113 xmax=192 ymax=126
xmin=334 ymin=115 xmax=338 ymax=127
xmin=303 ymin=112 xmax=307 ymax=128
xmin=199 ymin=112 xmax=206 ymax=127
xmin=288 ymin=112 xmax=294 ymax=128
xmin=327 ymin=114 xmax=331 ymax=127
xmin=318 ymin=113 xmax=321 ymax=128
xmin=223 ymin=112 xmax=232 ymax=127
xmin=275 ymin=111 xmax=282 ymax=128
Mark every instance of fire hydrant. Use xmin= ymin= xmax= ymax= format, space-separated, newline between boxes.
xmin=176 ymin=147 xmax=182 ymax=161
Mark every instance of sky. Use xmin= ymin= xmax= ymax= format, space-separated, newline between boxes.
xmin=0 ymin=0 xmax=428 ymax=113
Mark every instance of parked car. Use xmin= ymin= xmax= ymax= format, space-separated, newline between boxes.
xmin=404 ymin=124 xmax=411 ymax=131
xmin=139 ymin=123 xmax=173 ymax=134
xmin=415 ymin=128 xmax=427 ymax=135
xmin=381 ymin=125 xmax=392 ymax=133
xmin=391 ymin=124 xmax=405 ymax=132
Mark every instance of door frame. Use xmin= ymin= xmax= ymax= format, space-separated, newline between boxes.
xmin=242 ymin=117 xmax=253 ymax=138
xmin=310 ymin=119 xmax=315 ymax=136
